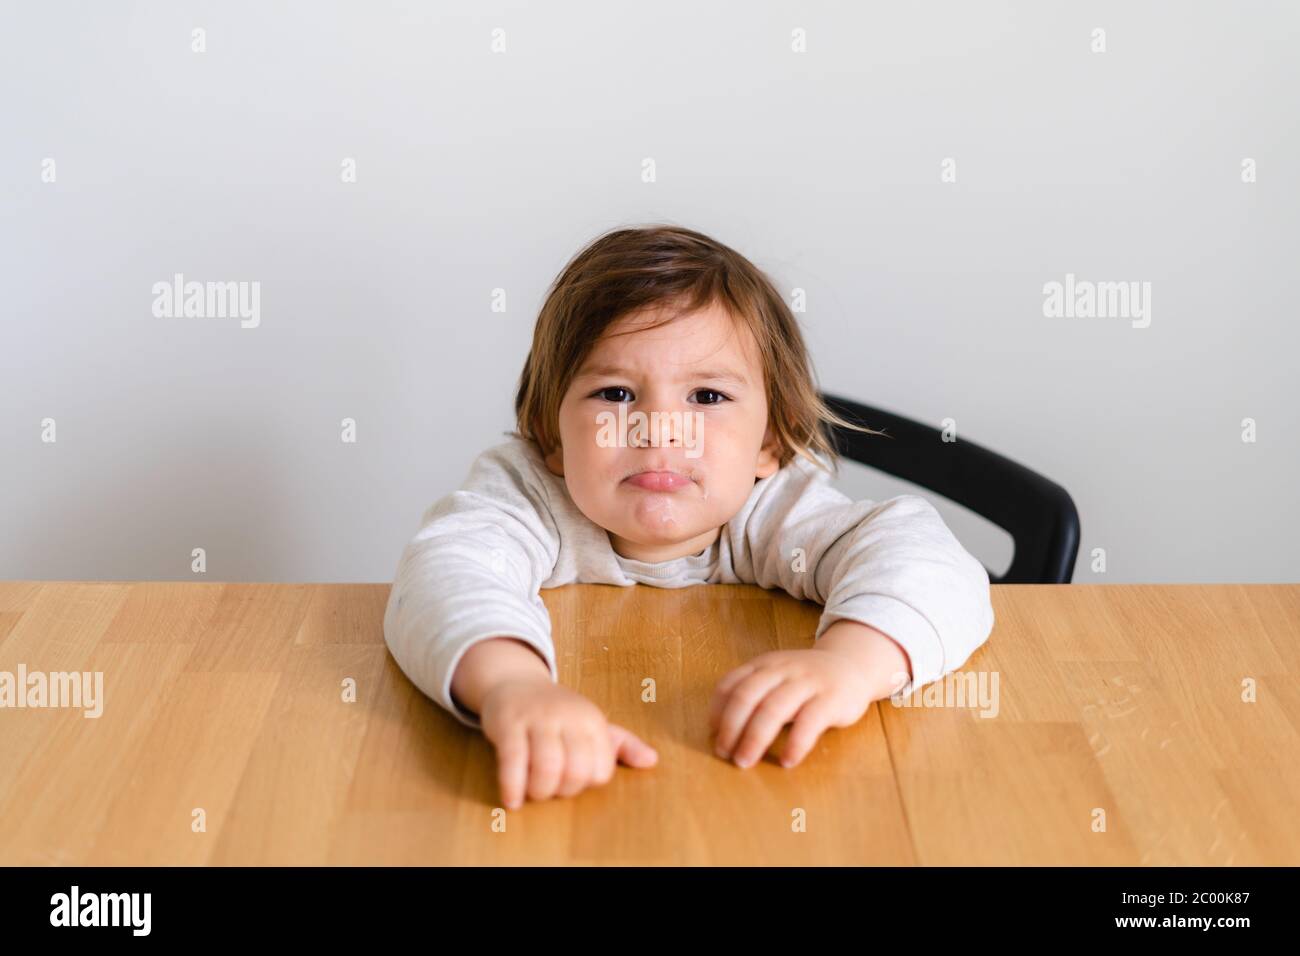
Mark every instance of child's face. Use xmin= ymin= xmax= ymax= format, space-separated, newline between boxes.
xmin=543 ymin=300 xmax=781 ymax=562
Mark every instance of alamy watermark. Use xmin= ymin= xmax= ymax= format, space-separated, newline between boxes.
xmin=0 ymin=665 xmax=103 ymax=718
xmin=1043 ymin=273 xmax=1151 ymax=328
xmin=888 ymin=669 xmax=1000 ymax=718
xmin=50 ymin=886 xmax=150 ymax=936
xmin=152 ymin=273 xmax=260 ymax=328
xmin=596 ymin=403 xmax=704 ymax=458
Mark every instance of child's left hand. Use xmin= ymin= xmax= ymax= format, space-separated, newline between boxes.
xmin=708 ymin=620 xmax=910 ymax=769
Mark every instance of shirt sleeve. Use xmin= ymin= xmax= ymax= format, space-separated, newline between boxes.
xmin=728 ymin=454 xmax=995 ymax=697
xmin=382 ymin=442 xmax=562 ymax=730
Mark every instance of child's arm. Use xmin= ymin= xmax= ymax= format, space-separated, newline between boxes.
xmin=727 ymin=454 xmax=995 ymax=695
xmin=449 ymin=637 xmax=553 ymax=719
xmin=711 ymin=456 xmax=995 ymax=767
xmin=382 ymin=441 xmax=562 ymax=730
xmin=382 ymin=440 xmax=657 ymax=806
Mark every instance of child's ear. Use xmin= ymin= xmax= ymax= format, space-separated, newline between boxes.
xmin=755 ymin=425 xmax=781 ymax=479
xmin=543 ymin=443 xmax=565 ymax=477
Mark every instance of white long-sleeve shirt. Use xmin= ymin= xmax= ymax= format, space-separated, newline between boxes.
xmin=383 ymin=434 xmax=995 ymax=730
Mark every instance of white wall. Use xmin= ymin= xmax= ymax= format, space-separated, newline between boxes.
xmin=3 ymin=1 xmax=1297 ymax=584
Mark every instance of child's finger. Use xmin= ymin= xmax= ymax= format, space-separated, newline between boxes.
xmin=592 ymin=733 xmax=616 ymax=785
xmin=496 ymin=729 xmax=530 ymax=810
xmin=527 ymin=726 xmax=566 ymax=801
xmin=730 ymin=681 xmax=814 ymax=768
xmin=780 ymin=697 xmax=834 ymax=767
xmin=556 ymin=728 xmax=593 ymax=797
xmin=591 ymin=725 xmax=617 ymax=784
xmin=713 ymin=669 xmax=789 ymax=758
xmin=707 ymin=662 xmax=759 ymax=732
xmin=607 ymin=723 xmax=658 ymax=767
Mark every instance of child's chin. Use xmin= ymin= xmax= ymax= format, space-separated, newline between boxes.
xmin=619 ymin=522 xmax=673 ymax=541
xmin=624 ymin=498 xmax=693 ymax=533
xmin=620 ymin=516 xmax=696 ymax=546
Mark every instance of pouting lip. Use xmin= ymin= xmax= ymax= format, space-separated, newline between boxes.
xmin=622 ymin=466 xmax=698 ymax=482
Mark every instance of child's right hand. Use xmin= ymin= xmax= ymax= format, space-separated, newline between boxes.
xmin=479 ymin=678 xmax=658 ymax=809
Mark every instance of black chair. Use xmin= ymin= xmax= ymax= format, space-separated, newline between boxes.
xmin=821 ymin=393 xmax=1081 ymax=584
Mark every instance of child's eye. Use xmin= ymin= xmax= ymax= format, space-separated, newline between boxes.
xmin=593 ymin=386 xmax=634 ymax=403
xmin=692 ymin=389 xmax=730 ymax=406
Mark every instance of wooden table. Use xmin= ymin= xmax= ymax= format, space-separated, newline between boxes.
xmin=1 ymin=581 xmax=1297 ymax=865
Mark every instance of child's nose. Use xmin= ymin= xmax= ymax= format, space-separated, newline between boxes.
xmin=630 ymin=396 xmax=687 ymax=448
xmin=654 ymin=409 xmax=682 ymax=446
xmin=631 ymin=414 xmax=681 ymax=447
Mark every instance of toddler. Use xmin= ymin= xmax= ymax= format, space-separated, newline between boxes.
xmin=383 ymin=224 xmax=995 ymax=808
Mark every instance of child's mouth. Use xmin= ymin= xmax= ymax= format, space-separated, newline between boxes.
xmin=624 ymin=470 xmax=693 ymax=492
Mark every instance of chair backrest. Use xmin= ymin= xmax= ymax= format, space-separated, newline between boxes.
xmin=821 ymin=393 xmax=1081 ymax=584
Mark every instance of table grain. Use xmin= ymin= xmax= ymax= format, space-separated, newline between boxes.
xmin=1 ymin=580 xmax=1296 ymax=865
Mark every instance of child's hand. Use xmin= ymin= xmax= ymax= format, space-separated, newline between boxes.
xmin=480 ymin=678 xmax=658 ymax=809
xmin=709 ymin=626 xmax=907 ymax=769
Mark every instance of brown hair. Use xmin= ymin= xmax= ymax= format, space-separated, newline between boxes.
xmin=512 ymin=223 xmax=883 ymax=474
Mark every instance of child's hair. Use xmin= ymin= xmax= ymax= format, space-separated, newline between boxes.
xmin=512 ymin=223 xmax=884 ymax=474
